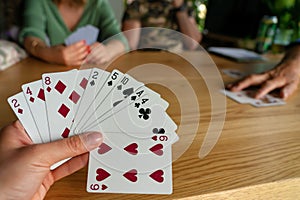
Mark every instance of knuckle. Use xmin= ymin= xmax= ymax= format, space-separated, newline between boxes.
xmin=265 ymin=80 xmax=274 ymax=86
xmin=65 ymin=136 xmax=83 ymax=154
xmin=248 ymin=74 xmax=257 ymax=81
xmin=25 ymin=144 xmax=40 ymax=158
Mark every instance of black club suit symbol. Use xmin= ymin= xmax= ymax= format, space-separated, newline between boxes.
xmin=138 ymin=108 xmax=151 ymax=120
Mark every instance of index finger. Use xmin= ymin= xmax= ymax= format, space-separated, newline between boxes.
xmin=69 ymin=40 xmax=87 ymax=48
xmin=229 ymin=73 xmax=270 ymax=92
xmin=255 ymin=77 xmax=286 ymax=99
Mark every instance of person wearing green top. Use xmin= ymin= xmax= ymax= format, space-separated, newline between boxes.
xmin=19 ymin=0 xmax=128 ymax=66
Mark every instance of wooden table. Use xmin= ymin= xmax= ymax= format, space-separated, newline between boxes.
xmin=0 ymin=51 xmax=299 ymax=199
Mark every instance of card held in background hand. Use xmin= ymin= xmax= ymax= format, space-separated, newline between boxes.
xmin=65 ymin=25 xmax=100 ymax=46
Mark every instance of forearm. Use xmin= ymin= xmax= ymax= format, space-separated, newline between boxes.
xmin=122 ymin=20 xmax=141 ymax=50
xmin=284 ymin=45 xmax=300 ymax=62
xmin=105 ymin=40 xmax=126 ymax=59
xmin=176 ymin=11 xmax=201 ymax=50
xmin=281 ymin=45 xmax=300 ymax=76
xmin=24 ymin=37 xmax=55 ymax=63
xmin=122 ymin=29 xmax=140 ymax=50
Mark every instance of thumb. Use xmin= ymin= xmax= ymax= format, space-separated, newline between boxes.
xmin=37 ymin=132 xmax=103 ymax=165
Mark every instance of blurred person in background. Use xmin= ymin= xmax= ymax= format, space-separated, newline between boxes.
xmin=122 ymin=0 xmax=202 ymax=51
xmin=19 ymin=0 xmax=128 ymax=66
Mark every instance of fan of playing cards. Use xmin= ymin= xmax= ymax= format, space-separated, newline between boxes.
xmin=8 ymin=68 xmax=179 ymax=194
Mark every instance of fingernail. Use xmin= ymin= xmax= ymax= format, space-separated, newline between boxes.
xmin=82 ymin=132 xmax=103 ymax=151
xmin=87 ymin=46 xmax=91 ymax=53
xmin=282 ymin=92 xmax=287 ymax=100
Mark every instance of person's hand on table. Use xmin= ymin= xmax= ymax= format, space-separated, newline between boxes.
xmin=24 ymin=37 xmax=90 ymax=66
xmin=227 ymin=46 xmax=300 ymax=100
xmin=85 ymin=40 xmax=126 ymax=65
xmin=85 ymin=42 xmax=112 ymax=65
xmin=42 ymin=40 xmax=90 ymax=66
xmin=0 ymin=120 xmax=103 ymax=200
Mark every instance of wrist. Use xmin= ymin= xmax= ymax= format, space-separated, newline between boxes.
xmin=36 ymin=45 xmax=54 ymax=63
xmin=29 ymin=40 xmax=48 ymax=59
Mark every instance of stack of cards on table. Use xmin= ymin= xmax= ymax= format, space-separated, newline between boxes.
xmin=7 ymin=68 xmax=179 ymax=194
xmin=221 ymin=89 xmax=286 ymax=107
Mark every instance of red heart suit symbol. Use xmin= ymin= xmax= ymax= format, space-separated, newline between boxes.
xmin=101 ymin=184 xmax=108 ymax=190
xmin=96 ymin=168 xmax=111 ymax=181
xmin=149 ymin=170 xmax=164 ymax=183
xmin=152 ymin=135 xmax=158 ymax=141
xmin=123 ymin=169 xmax=138 ymax=182
xmin=149 ymin=144 xmax=163 ymax=156
xmin=124 ymin=143 xmax=138 ymax=155
xmin=98 ymin=143 xmax=112 ymax=155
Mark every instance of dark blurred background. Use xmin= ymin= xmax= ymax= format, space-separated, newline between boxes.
xmin=1 ymin=0 xmax=299 ymax=52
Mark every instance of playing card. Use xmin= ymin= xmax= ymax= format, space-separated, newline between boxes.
xmin=86 ymin=85 xmax=178 ymax=150
xmin=222 ymin=69 xmax=247 ymax=79
xmin=83 ymin=86 xmax=146 ymax=131
xmin=249 ymin=94 xmax=286 ymax=107
xmin=74 ymin=69 xmax=125 ymax=133
xmin=221 ymin=89 xmax=286 ymax=107
xmin=65 ymin=69 xmax=93 ymax=137
xmin=71 ymin=68 xmax=110 ymax=134
xmin=81 ymin=73 xmax=144 ymax=131
xmin=87 ymin=145 xmax=173 ymax=194
xmin=42 ymin=70 xmax=78 ymax=141
xmin=86 ymin=86 xmax=179 ymax=146
xmin=65 ymin=25 xmax=99 ymax=46
xmin=22 ymin=80 xmax=50 ymax=142
xmin=99 ymin=94 xmax=170 ymax=131
xmin=221 ymin=89 xmax=253 ymax=104
xmin=86 ymin=85 xmax=177 ymax=194
xmin=7 ymin=92 xmax=43 ymax=144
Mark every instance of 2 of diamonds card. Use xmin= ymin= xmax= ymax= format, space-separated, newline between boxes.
xmin=7 ymin=68 xmax=178 ymax=195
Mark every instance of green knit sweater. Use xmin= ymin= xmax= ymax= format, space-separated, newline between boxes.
xmin=19 ymin=0 xmax=128 ymax=48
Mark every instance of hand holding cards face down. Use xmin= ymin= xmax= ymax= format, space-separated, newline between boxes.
xmin=7 ymin=68 xmax=178 ymax=194
xmin=65 ymin=25 xmax=99 ymax=46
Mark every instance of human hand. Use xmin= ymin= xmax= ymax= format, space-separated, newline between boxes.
xmin=46 ymin=40 xmax=90 ymax=66
xmin=0 ymin=121 xmax=103 ymax=200
xmin=227 ymin=60 xmax=300 ymax=100
xmin=86 ymin=42 xmax=113 ymax=65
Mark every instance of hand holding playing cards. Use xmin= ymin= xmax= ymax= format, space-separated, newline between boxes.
xmin=47 ymin=40 xmax=90 ymax=66
xmin=227 ymin=45 xmax=300 ymax=100
xmin=41 ymin=40 xmax=90 ymax=66
xmin=0 ymin=121 xmax=103 ymax=200
xmin=24 ymin=37 xmax=90 ymax=66
xmin=86 ymin=42 xmax=111 ymax=64
xmin=86 ymin=40 xmax=125 ymax=65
